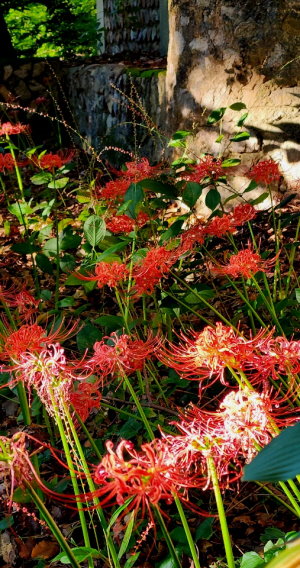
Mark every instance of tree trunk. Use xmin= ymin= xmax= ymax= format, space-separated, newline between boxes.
xmin=0 ymin=7 xmax=17 ymax=59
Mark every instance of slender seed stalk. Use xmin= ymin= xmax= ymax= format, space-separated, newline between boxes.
xmin=278 ymin=482 xmax=300 ymax=517
xmin=23 ymin=481 xmax=82 ymax=568
xmin=255 ymin=482 xmax=300 ymax=517
xmin=71 ymin=407 xmax=102 ymax=461
xmin=207 ymin=456 xmax=235 ymax=568
xmin=53 ymin=171 xmax=60 ymax=310
xmin=285 ymin=216 xmax=300 ymax=297
xmin=7 ymin=136 xmax=24 ymax=200
xmin=174 ymin=495 xmax=201 ymax=568
xmin=155 ymin=508 xmax=182 ymax=568
xmin=123 ymin=374 xmax=155 ymax=440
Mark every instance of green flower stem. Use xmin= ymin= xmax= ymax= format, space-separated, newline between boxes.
xmin=155 ymin=508 xmax=182 ymax=568
xmin=49 ymin=393 xmax=93 ymax=568
xmin=255 ymin=482 xmax=300 ymax=517
xmin=71 ymin=406 xmax=102 ymax=461
xmin=23 ymin=481 xmax=81 ymax=568
xmin=278 ymin=481 xmax=300 ymax=517
xmin=123 ymin=374 xmax=155 ymax=441
xmin=174 ymin=495 xmax=201 ymax=568
xmin=247 ymin=222 xmax=277 ymax=314
xmin=169 ymin=270 xmax=237 ymax=331
xmin=63 ymin=403 xmax=121 ymax=568
xmin=101 ymin=400 xmax=144 ymax=422
xmin=142 ymin=295 xmax=147 ymax=335
xmin=207 ymin=456 xmax=235 ymax=568
xmin=163 ymin=289 xmax=214 ymax=328
xmin=251 ymin=275 xmax=284 ymax=334
xmin=16 ymin=381 xmax=31 ymax=426
xmin=287 ymin=479 xmax=300 ymax=503
xmin=124 ymin=234 xmax=136 ymax=324
xmin=225 ymin=276 xmax=267 ymax=329
xmin=7 ymin=136 xmax=24 ymax=200
xmin=53 ymin=171 xmax=60 ymax=311
xmin=146 ymin=362 xmax=170 ymax=407
xmin=0 ymin=174 xmax=10 ymax=206
xmin=43 ymin=406 xmax=56 ymax=446
xmin=285 ymin=217 xmax=300 ymax=297
xmin=31 ymin=452 xmax=44 ymax=504
xmin=115 ymin=288 xmax=130 ymax=334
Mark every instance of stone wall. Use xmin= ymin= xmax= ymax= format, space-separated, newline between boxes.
xmin=166 ymin=0 xmax=300 ymax=214
xmin=103 ymin=0 xmax=160 ymax=56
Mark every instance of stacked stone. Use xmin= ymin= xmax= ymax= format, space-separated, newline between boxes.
xmin=104 ymin=0 xmax=160 ymax=55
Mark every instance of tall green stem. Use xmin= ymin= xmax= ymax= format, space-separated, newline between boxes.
xmin=23 ymin=481 xmax=82 ymax=568
xmin=207 ymin=456 xmax=235 ymax=568
xmin=285 ymin=217 xmax=300 ymax=297
xmin=174 ymin=495 xmax=201 ymax=568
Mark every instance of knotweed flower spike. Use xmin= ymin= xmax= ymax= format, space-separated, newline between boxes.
xmin=215 ymin=243 xmax=278 ymax=279
xmin=246 ymin=159 xmax=281 ymax=185
xmin=72 ymin=261 xmax=128 ymax=289
xmin=88 ymin=331 xmax=161 ymax=383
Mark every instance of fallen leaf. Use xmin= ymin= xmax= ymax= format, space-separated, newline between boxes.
xmin=31 ymin=540 xmax=59 ymax=560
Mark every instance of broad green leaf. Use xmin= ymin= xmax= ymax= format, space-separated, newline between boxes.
xmin=0 ymin=515 xmax=13 ymax=530
xmin=59 ymin=228 xmax=81 ymax=251
xmin=83 ymin=215 xmax=106 ymax=247
xmin=240 ymin=551 xmax=266 ymax=568
xmin=160 ymin=219 xmax=185 ymax=243
xmin=107 ymin=498 xmax=134 ymax=531
xmin=58 ymin=297 xmax=75 ymax=308
xmin=43 ymin=238 xmax=58 ymax=257
xmin=238 ymin=112 xmax=249 ymax=126
xmin=58 ymin=218 xmax=73 ymax=233
xmin=36 ymin=252 xmax=53 ymax=275
xmin=60 ymin=253 xmax=76 ymax=273
xmin=31 ymin=172 xmax=52 ymax=185
xmin=48 ymin=176 xmax=69 ymax=189
xmin=215 ymin=134 xmax=224 ymax=143
xmin=207 ymin=107 xmax=227 ymax=124
xmin=8 ymin=202 xmax=33 ymax=223
xmin=94 ymin=315 xmax=124 ymax=329
xmin=171 ymin=130 xmax=191 ymax=140
xmin=11 ymin=242 xmax=40 ymax=255
xmin=221 ymin=158 xmax=241 ymax=167
xmin=205 ymin=188 xmax=221 ymax=210
xmin=118 ymin=418 xmax=143 ymax=439
xmin=229 ymin=102 xmax=247 ymax=111
xmin=170 ymin=527 xmax=188 ymax=543
xmin=38 ymin=224 xmax=53 ymax=243
xmin=168 ymin=130 xmax=191 ymax=148
xmin=230 ymin=132 xmax=250 ymax=142
xmin=182 ymin=182 xmax=203 ymax=209
xmin=243 ymin=421 xmax=300 ymax=482
xmin=195 ymin=517 xmax=214 ymax=541
xmin=95 ymin=241 xmax=128 ymax=261
xmin=295 ymin=289 xmax=300 ymax=304
xmin=124 ymin=552 xmax=140 ymax=568
xmin=141 ymin=179 xmax=178 ymax=199
xmin=124 ymin=183 xmax=144 ymax=218
xmin=251 ymin=192 xmax=269 ymax=206
xmin=243 ymin=180 xmax=258 ymax=193
xmin=274 ymin=194 xmax=297 ymax=210
xmin=52 ymin=547 xmax=100 ymax=564
xmin=118 ymin=511 xmax=135 ymax=560
xmin=76 ymin=323 xmax=102 ymax=352
xmin=12 ymin=486 xmax=32 ymax=503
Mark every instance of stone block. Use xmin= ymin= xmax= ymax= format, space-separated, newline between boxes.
xmin=15 ymin=80 xmax=31 ymax=101
xmin=3 ymin=65 xmax=13 ymax=81
xmin=14 ymin=63 xmax=32 ymax=79
xmin=32 ymin=62 xmax=46 ymax=77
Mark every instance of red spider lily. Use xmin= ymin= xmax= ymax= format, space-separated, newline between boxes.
xmin=230 ymin=203 xmax=257 ymax=226
xmin=10 ymin=343 xmax=90 ymax=417
xmin=205 ymin=215 xmax=236 ymax=238
xmin=0 ymin=319 xmax=79 ymax=361
xmin=0 ymin=281 xmax=21 ymax=304
xmin=0 ymin=122 xmax=30 ymax=137
xmin=214 ymin=243 xmax=278 ymax=279
xmin=132 ymin=245 xmax=180 ymax=296
xmin=111 ymin=157 xmax=162 ymax=183
xmin=6 ymin=287 xmax=40 ymax=322
xmin=246 ymin=159 xmax=281 ymax=185
xmin=69 ymin=380 xmax=101 ymax=422
xmin=179 ymin=221 xmax=206 ymax=252
xmin=106 ymin=211 xmax=149 ymax=234
xmin=92 ymin=439 xmax=205 ymax=529
xmin=157 ymin=323 xmax=258 ymax=388
xmin=162 ymin=386 xmax=300 ymax=487
xmin=37 ymin=150 xmax=75 ymax=170
xmin=96 ymin=179 xmax=131 ymax=204
xmin=88 ymin=331 xmax=161 ymax=382
xmin=182 ymin=155 xmax=227 ymax=184
xmin=252 ymin=336 xmax=300 ymax=384
xmin=0 ymin=153 xmax=28 ymax=173
xmin=72 ymin=261 xmax=128 ymax=289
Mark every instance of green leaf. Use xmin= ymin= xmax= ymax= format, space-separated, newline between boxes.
xmin=195 ymin=518 xmax=214 ymax=542
xmin=57 ymin=218 xmax=73 ymax=233
xmin=95 ymin=241 xmax=128 ymax=261
xmin=168 ymin=130 xmax=191 ymax=148
xmin=172 ymin=130 xmax=191 ymax=140
xmin=58 ymin=297 xmax=75 ymax=308
xmin=41 ymin=290 xmax=51 ymax=301
xmin=243 ymin=421 xmax=300 ymax=482
xmin=205 ymin=188 xmax=221 ymax=210
xmin=0 ymin=515 xmax=13 ymax=530
xmin=38 ymin=224 xmax=53 ymax=243
xmin=183 ymin=283 xmax=214 ymax=305
xmin=295 ymin=289 xmax=300 ymax=304
xmin=215 ymin=134 xmax=224 ymax=143
xmin=59 ymin=228 xmax=81 ymax=251
xmin=182 ymin=182 xmax=203 ymax=209
xmin=52 ymin=547 xmax=100 ymax=564
xmin=170 ymin=527 xmax=188 ymax=543
xmin=31 ymin=172 xmax=52 ymax=185
xmin=229 ymin=102 xmax=247 ymax=111
xmin=76 ymin=323 xmax=102 ymax=352
xmin=124 ymin=183 xmax=144 ymax=218
xmin=118 ymin=511 xmax=135 ymax=560
xmin=160 ymin=219 xmax=185 ymax=243
xmin=107 ymin=498 xmax=134 ymax=531
xmin=12 ymin=486 xmax=32 ymax=503
xmin=36 ymin=252 xmax=53 ymax=275
xmin=221 ymin=158 xmax=241 ymax=167
xmin=48 ymin=176 xmax=69 ymax=189
xmin=124 ymin=553 xmax=140 ymax=568
xmin=83 ymin=215 xmax=106 ymax=247
xmin=237 ymin=112 xmax=249 ymax=126
xmin=60 ymin=253 xmax=76 ymax=273
xmin=43 ymin=238 xmax=58 ymax=257
xmin=230 ymin=132 xmax=250 ymax=142
xmin=207 ymin=107 xmax=227 ymax=124
xmin=251 ymin=192 xmax=269 ymax=206
xmin=141 ymin=179 xmax=178 ymax=199
xmin=8 ymin=202 xmax=33 ymax=223
xmin=240 ymin=551 xmax=266 ymax=568
xmin=11 ymin=242 xmax=40 ymax=255
xmin=243 ymin=180 xmax=258 ymax=193
xmin=94 ymin=315 xmax=124 ymax=330
xmin=118 ymin=418 xmax=143 ymax=439
xmin=274 ymin=193 xmax=297 ymax=210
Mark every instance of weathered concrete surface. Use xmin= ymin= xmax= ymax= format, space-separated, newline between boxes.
xmin=65 ymin=64 xmax=167 ymax=160
xmin=166 ymin=0 xmax=300 ymax=215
